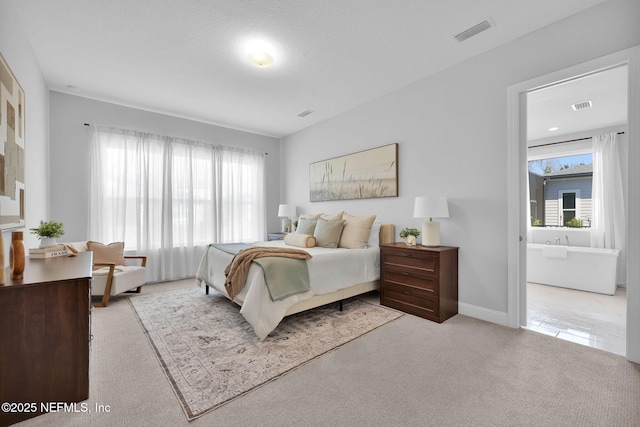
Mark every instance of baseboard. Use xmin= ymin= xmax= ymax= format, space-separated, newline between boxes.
xmin=458 ymin=302 xmax=510 ymax=327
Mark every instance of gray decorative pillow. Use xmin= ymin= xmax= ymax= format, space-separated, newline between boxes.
xmin=296 ymin=218 xmax=317 ymax=235
xmin=313 ymin=218 xmax=346 ymax=248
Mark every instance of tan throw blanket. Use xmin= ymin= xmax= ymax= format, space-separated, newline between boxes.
xmin=224 ymin=247 xmax=312 ymax=300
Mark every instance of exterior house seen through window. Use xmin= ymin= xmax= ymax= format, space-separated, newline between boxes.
xmin=528 ymin=154 xmax=592 ymax=228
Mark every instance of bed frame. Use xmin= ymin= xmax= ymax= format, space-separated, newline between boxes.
xmin=205 ymin=224 xmax=395 ymax=316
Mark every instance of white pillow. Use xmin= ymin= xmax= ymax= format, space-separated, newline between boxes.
xmin=367 ymin=219 xmax=382 ymax=247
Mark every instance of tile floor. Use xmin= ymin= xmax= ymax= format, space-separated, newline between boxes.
xmin=525 ymin=282 xmax=627 ymax=356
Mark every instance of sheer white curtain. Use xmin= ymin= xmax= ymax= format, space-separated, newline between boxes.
xmin=90 ymin=126 xmax=266 ymax=282
xmin=590 ymin=132 xmax=625 ymax=281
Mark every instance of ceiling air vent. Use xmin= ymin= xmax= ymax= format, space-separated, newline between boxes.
xmin=571 ymin=101 xmax=593 ymax=111
xmin=297 ymin=109 xmax=313 ymax=118
xmin=454 ymin=19 xmax=493 ymax=42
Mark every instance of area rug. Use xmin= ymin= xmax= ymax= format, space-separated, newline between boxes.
xmin=129 ymin=286 xmax=402 ymax=421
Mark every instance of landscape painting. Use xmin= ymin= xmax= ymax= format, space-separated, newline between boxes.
xmin=309 ymin=143 xmax=398 ymax=202
xmin=0 ymin=53 xmax=26 ymax=230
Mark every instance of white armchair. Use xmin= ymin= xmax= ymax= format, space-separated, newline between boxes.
xmin=68 ymin=241 xmax=147 ymax=307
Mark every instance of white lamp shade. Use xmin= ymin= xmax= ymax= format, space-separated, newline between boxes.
xmin=278 ymin=204 xmax=297 ymax=218
xmin=413 ymin=196 xmax=449 ymax=219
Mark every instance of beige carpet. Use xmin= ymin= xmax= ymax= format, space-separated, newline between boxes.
xmin=128 ymin=287 xmax=403 ymax=421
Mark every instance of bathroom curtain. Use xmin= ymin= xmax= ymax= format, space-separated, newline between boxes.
xmin=590 ymin=132 xmax=625 ymax=254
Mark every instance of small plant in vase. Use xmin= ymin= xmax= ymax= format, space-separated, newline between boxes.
xmin=399 ymin=227 xmax=420 ymax=246
xmin=30 ymin=220 xmax=65 ymax=247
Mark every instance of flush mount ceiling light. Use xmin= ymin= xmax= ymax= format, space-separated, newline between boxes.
xmin=548 ymin=127 xmax=559 ymax=131
xmin=248 ymin=51 xmax=274 ymax=67
xmin=241 ymin=36 xmax=280 ymax=68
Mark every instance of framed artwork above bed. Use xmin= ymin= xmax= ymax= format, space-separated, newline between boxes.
xmin=309 ymin=143 xmax=398 ymax=202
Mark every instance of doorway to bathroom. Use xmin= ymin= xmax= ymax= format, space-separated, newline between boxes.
xmin=523 ymin=65 xmax=628 ymax=356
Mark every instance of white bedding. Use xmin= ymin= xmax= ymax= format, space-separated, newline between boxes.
xmin=196 ymin=240 xmax=380 ymax=339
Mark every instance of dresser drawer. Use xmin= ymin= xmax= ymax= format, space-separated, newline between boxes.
xmin=382 ymin=282 xmax=438 ymax=320
xmin=383 ymin=249 xmax=439 ymax=273
xmin=383 ymin=263 xmax=438 ymax=293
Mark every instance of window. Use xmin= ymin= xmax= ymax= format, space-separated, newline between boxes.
xmin=528 ymin=153 xmax=592 ymax=227
xmin=559 ymin=190 xmax=578 ymax=225
xmin=90 ymin=126 xmax=266 ymax=281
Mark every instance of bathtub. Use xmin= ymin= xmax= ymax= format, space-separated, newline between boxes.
xmin=527 ymin=243 xmax=620 ymax=295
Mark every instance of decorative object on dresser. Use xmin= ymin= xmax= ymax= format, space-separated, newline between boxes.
xmin=0 ymin=252 xmax=93 ymax=427
xmin=380 ymin=242 xmax=458 ymax=323
xmin=29 ymin=220 xmax=65 ymax=247
xmin=277 ymin=204 xmax=297 ymax=232
xmin=9 ymin=231 xmax=25 ymax=280
xmin=28 ymin=243 xmax=71 ymax=258
xmin=399 ymin=227 xmax=420 ymax=246
xmin=413 ymin=196 xmax=450 ymax=246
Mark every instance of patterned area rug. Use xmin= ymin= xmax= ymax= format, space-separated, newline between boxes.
xmin=129 ymin=286 xmax=402 ymax=421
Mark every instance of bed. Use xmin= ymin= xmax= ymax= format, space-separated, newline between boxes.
xmin=196 ymin=223 xmax=394 ymax=339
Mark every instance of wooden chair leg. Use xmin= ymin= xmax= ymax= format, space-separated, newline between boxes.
xmin=93 ymin=264 xmax=115 ymax=308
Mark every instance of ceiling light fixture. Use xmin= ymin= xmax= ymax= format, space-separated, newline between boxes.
xmin=548 ymin=127 xmax=559 ymax=131
xmin=248 ymin=52 xmax=274 ymax=67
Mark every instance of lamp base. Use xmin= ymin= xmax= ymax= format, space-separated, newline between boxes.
xmin=422 ymin=220 xmax=441 ymax=247
xmin=281 ymin=218 xmax=292 ymax=233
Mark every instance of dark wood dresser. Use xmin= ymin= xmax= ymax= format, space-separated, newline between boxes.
xmin=0 ymin=252 xmax=93 ymax=427
xmin=380 ymin=242 xmax=458 ymax=323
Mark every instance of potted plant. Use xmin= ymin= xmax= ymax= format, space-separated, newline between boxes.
xmin=30 ymin=220 xmax=65 ymax=247
xmin=399 ymin=227 xmax=420 ymax=246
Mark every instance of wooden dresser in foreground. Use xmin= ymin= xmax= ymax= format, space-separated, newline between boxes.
xmin=380 ymin=243 xmax=459 ymax=323
xmin=0 ymin=252 xmax=93 ymax=427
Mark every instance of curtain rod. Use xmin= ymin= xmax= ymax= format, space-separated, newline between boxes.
xmin=529 ymin=131 xmax=625 ymax=149
xmin=83 ymin=123 xmax=268 ymax=155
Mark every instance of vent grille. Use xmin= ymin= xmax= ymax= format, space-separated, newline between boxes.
xmin=297 ymin=110 xmax=313 ymax=118
xmin=454 ymin=19 xmax=493 ymax=42
xmin=572 ymin=101 xmax=593 ymax=111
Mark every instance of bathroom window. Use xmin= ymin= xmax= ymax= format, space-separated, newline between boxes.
xmin=528 ymin=152 xmax=592 ymax=227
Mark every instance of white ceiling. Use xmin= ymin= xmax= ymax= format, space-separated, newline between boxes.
xmin=12 ymin=0 xmax=608 ymax=138
xmin=527 ymin=65 xmax=628 ymax=142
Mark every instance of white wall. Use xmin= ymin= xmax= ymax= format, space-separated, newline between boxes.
xmin=280 ymin=0 xmax=640 ymax=317
xmin=49 ymin=92 xmax=281 ymax=241
xmin=0 ymin=1 xmax=50 ymax=259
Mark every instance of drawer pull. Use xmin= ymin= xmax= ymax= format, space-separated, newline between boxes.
xmin=402 ymin=290 xmax=411 ymax=295
xmin=402 ymin=272 xmax=410 ymax=276
xmin=401 ymin=252 xmax=411 ymax=257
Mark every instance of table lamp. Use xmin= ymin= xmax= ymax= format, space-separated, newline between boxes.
xmin=277 ymin=204 xmax=297 ymax=232
xmin=413 ymin=196 xmax=449 ymax=246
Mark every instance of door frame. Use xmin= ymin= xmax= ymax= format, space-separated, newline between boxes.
xmin=507 ymin=45 xmax=640 ymax=362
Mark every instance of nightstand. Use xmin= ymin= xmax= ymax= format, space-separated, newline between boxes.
xmin=380 ymin=242 xmax=459 ymax=323
xmin=267 ymin=232 xmax=285 ymax=241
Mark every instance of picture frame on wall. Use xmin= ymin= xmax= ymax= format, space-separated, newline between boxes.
xmin=309 ymin=143 xmax=398 ymax=202
xmin=0 ymin=53 xmax=26 ymax=230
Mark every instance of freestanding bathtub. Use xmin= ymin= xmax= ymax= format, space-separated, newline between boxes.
xmin=527 ymin=243 xmax=620 ymax=295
